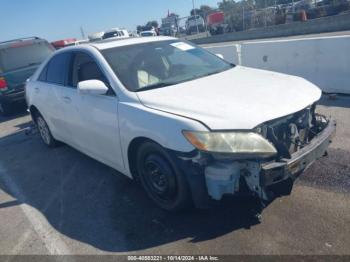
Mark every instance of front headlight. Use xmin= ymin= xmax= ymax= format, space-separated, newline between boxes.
xmin=182 ymin=130 xmax=277 ymax=158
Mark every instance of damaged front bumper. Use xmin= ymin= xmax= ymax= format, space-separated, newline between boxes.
xmin=261 ymin=119 xmax=336 ymax=186
xmin=171 ymin=119 xmax=336 ymax=208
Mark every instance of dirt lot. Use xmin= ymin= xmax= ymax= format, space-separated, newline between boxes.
xmin=0 ymin=96 xmax=349 ymax=255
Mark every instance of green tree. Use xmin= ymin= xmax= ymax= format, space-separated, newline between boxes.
xmin=218 ymin=0 xmax=256 ymax=31
xmin=136 ymin=25 xmax=143 ymax=33
xmin=199 ymin=5 xmax=215 ymax=17
xmin=145 ymin=20 xmax=159 ymax=29
xmin=190 ymin=8 xmax=202 ymax=17
xmin=254 ymin=0 xmax=276 ymax=9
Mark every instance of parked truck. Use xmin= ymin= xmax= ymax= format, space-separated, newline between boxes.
xmin=206 ymin=11 xmax=228 ymax=35
xmin=186 ymin=15 xmax=206 ymax=35
xmin=161 ymin=14 xmax=178 ymax=36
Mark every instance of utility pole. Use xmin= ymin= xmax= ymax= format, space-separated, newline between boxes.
xmin=264 ymin=0 xmax=267 ymax=27
xmin=192 ymin=0 xmax=200 ymax=34
xmin=242 ymin=5 xmax=245 ymax=31
xmin=80 ymin=26 xmax=86 ymax=39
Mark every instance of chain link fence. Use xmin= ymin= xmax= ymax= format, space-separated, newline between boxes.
xmin=183 ymin=0 xmax=350 ymax=35
xmin=226 ymin=0 xmax=350 ymax=32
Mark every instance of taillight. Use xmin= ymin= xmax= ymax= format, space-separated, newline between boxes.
xmin=0 ymin=77 xmax=8 ymax=90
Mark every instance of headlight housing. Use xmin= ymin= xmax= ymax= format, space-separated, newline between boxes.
xmin=182 ymin=130 xmax=277 ymax=158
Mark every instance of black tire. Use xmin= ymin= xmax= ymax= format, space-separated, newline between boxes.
xmin=35 ymin=113 xmax=58 ymax=148
xmin=136 ymin=142 xmax=192 ymax=211
xmin=0 ymin=101 xmax=11 ymax=116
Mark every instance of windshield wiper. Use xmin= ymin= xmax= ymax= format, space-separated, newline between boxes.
xmin=202 ymin=70 xmax=224 ymax=77
xmin=202 ymin=65 xmax=235 ymax=78
xmin=135 ymin=81 xmax=177 ymax=92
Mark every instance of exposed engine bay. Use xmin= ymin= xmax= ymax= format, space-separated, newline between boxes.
xmin=257 ymin=104 xmax=329 ymax=159
xmin=185 ymin=104 xmax=335 ymax=204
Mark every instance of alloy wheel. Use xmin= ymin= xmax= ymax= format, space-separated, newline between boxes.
xmin=37 ymin=117 xmax=51 ymax=145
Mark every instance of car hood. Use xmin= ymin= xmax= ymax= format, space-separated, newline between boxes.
xmin=136 ymin=66 xmax=322 ymax=130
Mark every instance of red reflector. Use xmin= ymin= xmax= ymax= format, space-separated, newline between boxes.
xmin=0 ymin=77 xmax=7 ymax=89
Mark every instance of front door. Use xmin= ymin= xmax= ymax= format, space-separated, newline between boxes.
xmin=61 ymin=51 xmax=124 ymax=171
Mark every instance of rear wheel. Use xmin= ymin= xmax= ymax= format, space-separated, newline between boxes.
xmin=35 ymin=114 xmax=58 ymax=148
xmin=136 ymin=142 xmax=192 ymax=211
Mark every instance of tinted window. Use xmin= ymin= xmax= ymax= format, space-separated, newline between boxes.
xmin=141 ymin=32 xmax=154 ymax=37
xmin=46 ymin=53 xmax=71 ymax=85
xmin=70 ymin=52 xmax=109 ymax=88
xmin=102 ymin=31 xmax=120 ymax=39
xmin=0 ymin=41 xmax=54 ymax=72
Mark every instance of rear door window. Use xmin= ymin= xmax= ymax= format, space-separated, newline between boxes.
xmin=46 ymin=52 xmax=71 ymax=85
xmin=0 ymin=41 xmax=54 ymax=72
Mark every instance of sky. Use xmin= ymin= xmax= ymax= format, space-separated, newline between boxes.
xmin=1 ymin=0 xmax=220 ymax=42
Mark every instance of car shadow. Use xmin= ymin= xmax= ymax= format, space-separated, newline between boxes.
xmin=0 ymin=101 xmax=28 ymax=124
xmin=0 ymin=132 xmax=261 ymax=252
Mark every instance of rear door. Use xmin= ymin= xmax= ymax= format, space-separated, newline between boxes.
xmin=37 ymin=52 xmax=72 ymax=141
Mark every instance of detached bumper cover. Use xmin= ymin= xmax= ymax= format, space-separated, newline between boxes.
xmin=261 ymin=119 xmax=336 ymax=186
xmin=169 ymin=119 xmax=336 ymax=208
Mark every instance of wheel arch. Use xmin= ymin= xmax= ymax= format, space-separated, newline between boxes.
xmin=29 ymin=105 xmax=41 ymax=123
xmin=127 ymin=136 xmax=160 ymax=181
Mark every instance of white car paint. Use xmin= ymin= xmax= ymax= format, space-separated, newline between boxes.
xmin=137 ymin=66 xmax=322 ymax=130
xmin=26 ymin=36 xmax=322 ymax=180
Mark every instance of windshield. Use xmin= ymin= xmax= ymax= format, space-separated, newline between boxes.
xmin=0 ymin=41 xmax=53 ymax=73
xmin=102 ymin=40 xmax=234 ymax=92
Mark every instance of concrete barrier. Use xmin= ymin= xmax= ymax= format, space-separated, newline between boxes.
xmin=205 ymin=44 xmax=241 ymax=64
xmin=204 ymin=35 xmax=350 ymax=94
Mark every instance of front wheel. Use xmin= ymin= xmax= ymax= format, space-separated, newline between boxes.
xmin=136 ymin=142 xmax=192 ymax=211
xmin=35 ymin=114 xmax=58 ymax=148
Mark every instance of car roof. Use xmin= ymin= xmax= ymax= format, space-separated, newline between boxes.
xmin=0 ymin=37 xmax=47 ymax=49
xmin=89 ymin=36 xmax=177 ymax=50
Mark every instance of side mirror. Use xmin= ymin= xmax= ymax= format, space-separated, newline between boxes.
xmin=216 ymin=54 xmax=224 ymax=59
xmin=77 ymin=80 xmax=108 ymax=95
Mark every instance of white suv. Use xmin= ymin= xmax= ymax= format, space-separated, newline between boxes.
xmin=26 ymin=36 xmax=335 ymax=213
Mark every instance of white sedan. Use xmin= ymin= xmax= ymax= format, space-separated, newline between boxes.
xmin=26 ymin=36 xmax=335 ymax=212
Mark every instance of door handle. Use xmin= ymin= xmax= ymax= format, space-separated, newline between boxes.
xmin=35 ymin=87 xmax=40 ymax=93
xmin=62 ymin=96 xmax=71 ymax=104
